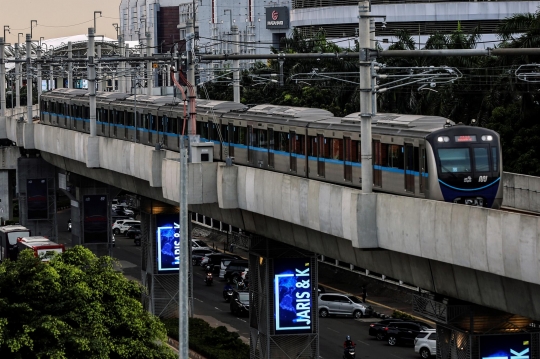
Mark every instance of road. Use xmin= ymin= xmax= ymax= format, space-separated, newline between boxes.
xmin=56 ymin=209 xmax=420 ymax=359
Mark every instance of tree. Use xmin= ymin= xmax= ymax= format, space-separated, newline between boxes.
xmin=0 ymin=246 xmax=176 ymax=359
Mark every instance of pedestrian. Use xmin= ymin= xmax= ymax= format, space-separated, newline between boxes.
xmin=362 ymin=286 xmax=367 ymax=303
xmin=230 ymin=243 xmax=235 ymax=253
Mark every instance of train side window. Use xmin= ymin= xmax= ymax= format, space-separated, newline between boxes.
xmin=255 ymin=129 xmax=267 ymax=148
xmin=211 ymin=122 xmax=219 ymax=141
xmin=321 ymin=137 xmax=330 ymax=159
xmin=331 ymin=139 xmax=343 ymax=160
xmin=414 ymin=147 xmax=419 ymax=172
xmin=296 ymin=135 xmax=305 ymax=155
xmin=386 ymin=144 xmax=404 ymax=169
xmin=474 ymin=147 xmax=489 ymax=172
xmin=492 ymin=147 xmax=498 ymax=172
xmin=276 ymin=132 xmax=289 ymax=152
xmin=171 ymin=117 xmax=178 ymax=134
xmin=238 ymin=127 xmax=247 ymax=145
xmin=221 ymin=124 xmax=228 ymax=142
xmin=308 ymin=136 xmax=318 ymax=157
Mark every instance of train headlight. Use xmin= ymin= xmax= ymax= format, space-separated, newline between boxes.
xmin=437 ymin=136 xmax=450 ymax=143
xmin=481 ymin=135 xmax=493 ymax=141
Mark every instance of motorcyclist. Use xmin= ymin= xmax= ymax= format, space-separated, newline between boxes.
xmin=343 ymin=335 xmax=356 ymax=358
xmin=343 ymin=335 xmax=355 ymax=349
xmin=204 ymin=272 xmax=213 ymax=285
xmin=223 ymin=283 xmax=234 ymax=301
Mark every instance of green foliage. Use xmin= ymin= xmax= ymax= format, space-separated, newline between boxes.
xmin=162 ymin=317 xmax=250 ymax=359
xmin=392 ymin=310 xmax=415 ymax=320
xmin=0 ymin=246 xmax=176 ymax=359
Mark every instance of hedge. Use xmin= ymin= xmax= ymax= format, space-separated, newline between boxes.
xmin=162 ymin=317 xmax=250 ymax=359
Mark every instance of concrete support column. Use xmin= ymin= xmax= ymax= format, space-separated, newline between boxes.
xmin=86 ymin=27 xmax=100 ymax=168
xmin=17 ymin=156 xmax=57 ymax=239
xmin=97 ymin=45 xmax=103 ymax=92
xmin=26 ymin=34 xmax=32 ymax=121
xmin=0 ymin=36 xmax=6 ymax=138
xmin=232 ymin=25 xmax=240 ymax=103
xmin=146 ymin=32 xmax=152 ymax=95
xmin=37 ymin=46 xmax=42 ymax=103
xmin=359 ymin=1 xmax=373 ymax=194
xmin=0 ymin=170 xmax=14 ymax=222
xmin=68 ymin=42 xmax=73 ymax=89
xmin=15 ymin=43 xmax=20 ymax=108
xmin=118 ymin=35 xmax=124 ymax=92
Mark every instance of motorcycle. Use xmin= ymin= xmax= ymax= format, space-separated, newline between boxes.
xmin=204 ymin=272 xmax=213 ymax=286
xmin=343 ymin=345 xmax=356 ymax=359
xmin=223 ymin=286 xmax=234 ymax=302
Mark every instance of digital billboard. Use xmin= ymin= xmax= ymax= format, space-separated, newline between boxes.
xmin=156 ymin=214 xmax=181 ymax=273
xmin=83 ymin=195 xmax=108 ymax=243
xmin=480 ymin=333 xmax=531 ymax=359
xmin=273 ymin=258 xmax=313 ymax=334
xmin=27 ymin=179 xmax=48 ymax=220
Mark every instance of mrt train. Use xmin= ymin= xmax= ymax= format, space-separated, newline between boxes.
xmin=39 ymin=89 xmax=503 ymax=208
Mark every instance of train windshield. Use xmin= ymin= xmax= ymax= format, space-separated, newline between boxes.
xmin=473 ymin=148 xmax=490 ymax=172
xmin=438 ymin=148 xmax=471 ymax=173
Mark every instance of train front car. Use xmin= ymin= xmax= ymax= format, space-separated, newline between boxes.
xmin=425 ymin=125 xmax=502 ymax=209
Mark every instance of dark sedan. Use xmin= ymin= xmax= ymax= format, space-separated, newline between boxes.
xmin=126 ymin=224 xmax=141 ymax=239
xmin=369 ymin=319 xmax=404 ymax=340
xmin=230 ymin=290 xmax=250 ymax=316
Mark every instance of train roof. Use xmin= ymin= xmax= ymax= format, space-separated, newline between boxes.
xmin=248 ymin=104 xmax=333 ymax=118
xmin=0 ymin=225 xmax=29 ymax=233
xmin=344 ymin=113 xmax=454 ymax=132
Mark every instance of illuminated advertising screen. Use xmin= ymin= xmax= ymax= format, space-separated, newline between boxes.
xmin=273 ymin=258 xmax=313 ymax=334
xmin=480 ymin=333 xmax=531 ymax=359
xmin=156 ymin=214 xmax=180 ymax=273
xmin=27 ymin=179 xmax=48 ymax=220
xmin=83 ymin=195 xmax=108 ymax=243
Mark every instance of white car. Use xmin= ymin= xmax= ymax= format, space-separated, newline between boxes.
xmin=112 ymin=219 xmax=140 ymax=235
xmin=414 ymin=331 xmax=437 ymax=358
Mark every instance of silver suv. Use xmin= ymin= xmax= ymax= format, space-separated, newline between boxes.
xmin=318 ymin=293 xmax=373 ymax=319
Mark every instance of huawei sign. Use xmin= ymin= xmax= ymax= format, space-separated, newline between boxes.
xmin=266 ymin=7 xmax=289 ymax=28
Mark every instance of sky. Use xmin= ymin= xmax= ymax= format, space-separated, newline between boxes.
xmin=0 ymin=0 xmax=121 ymax=44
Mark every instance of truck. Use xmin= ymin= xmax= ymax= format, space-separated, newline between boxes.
xmin=0 ymin=225 xmax=31 ymax=261
xmin=17 ymin=236 xmax=65 ymax=262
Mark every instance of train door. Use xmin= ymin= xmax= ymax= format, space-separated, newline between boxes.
xmin=419 ymin=144 xmax=426 ymax=194
xmin=268 ymin=127 xmax=275 ymax=168
xmin=344 ymin=137 xmax=353 ymax=182
xmin=317 ymin=134 xmax=325 ymax=177
xmin=472 ymin=145 xmax=491 ymax=185
xmin=149 ymin=114 xmax=154 ymax=144
xmin=373 ymin=140 xmax=382 ymax=187
xmin=247 ymin=125 xmax=253 ymax=163
xmin=290 ymin=131 xmax=297 ymax=172
xmin=405 ymin=143 xmax=415 ymax=193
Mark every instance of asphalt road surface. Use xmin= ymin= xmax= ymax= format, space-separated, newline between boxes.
xmin=56 ymin=210 xmax=420 ymax=359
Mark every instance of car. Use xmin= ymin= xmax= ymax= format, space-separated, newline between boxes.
xmin=113 ymin=207 xmax=135 ymax=216
xmin=192 ymin=248 xmax=217 ymax=266
xmin=230 ymin=290 xmax=249 ymax=316
xmin=385 ymin=322 xmax=434 ymax=346
xmin=318 ymin=293 xmax=373 ymax=319
xmin=192 ymin=239 xmax=209 ymax=249
xmin=126 ymin=224 xmax=141 ymax=239
xmin=369 ymin=319 xmax=404 ymax=340
xmin=200 ymin=253 xmax=240 ymax=273
xmin=222 ymin=259 xmax=248 ymax=283
xmin=415 ymin=331 xmax=437 ymax=358
xmin=112 ymin=220 xmax=140 ymax=235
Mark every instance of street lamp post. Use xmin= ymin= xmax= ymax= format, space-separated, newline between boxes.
xmin=94 ymin=11 xmax=102 ymax=34
xmin=3 ymin=26 xmax=9 ymax=42
xmin=30 ymin=20 xmax=37 ymax=40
